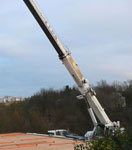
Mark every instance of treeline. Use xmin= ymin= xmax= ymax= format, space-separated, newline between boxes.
xmin=0 ymin=80 xmax=132 ymax=135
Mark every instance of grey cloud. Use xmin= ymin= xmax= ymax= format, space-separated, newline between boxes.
xmin=0 ymin=0 xmax=131 ymax=97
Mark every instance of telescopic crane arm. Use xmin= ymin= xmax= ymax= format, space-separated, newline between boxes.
xmin=23 ymin=0 xmax=119 ymax=129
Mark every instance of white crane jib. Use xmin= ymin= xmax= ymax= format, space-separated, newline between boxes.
xmin=23 ymin=0 xmax=116 ymax=128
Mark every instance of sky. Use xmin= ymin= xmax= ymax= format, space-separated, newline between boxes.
xmin=0 ymin=0 xmax=132 ymax=98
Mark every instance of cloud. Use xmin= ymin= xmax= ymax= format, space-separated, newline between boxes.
xmin=0 ymin=0 xmax=131 ymax=97
xmin=97 ymin=57 xmax=132 ymax=79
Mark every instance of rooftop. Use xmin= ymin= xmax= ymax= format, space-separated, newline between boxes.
xmin=0 ymin=133 xmax=84 ymax=150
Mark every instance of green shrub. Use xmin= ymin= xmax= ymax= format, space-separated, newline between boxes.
xmin=74 ymin=129 xmax=132 ymax=150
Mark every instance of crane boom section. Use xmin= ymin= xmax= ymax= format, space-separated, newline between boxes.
xmin=69 ymin=56 xmax=83 ymax=80
xmin=23 ymin=0 xmax=113 ymax=127
xmin=23 ymin=0 xmax=84 ymax=88
xmin=23 ymin=0 xmax=65 ymax=58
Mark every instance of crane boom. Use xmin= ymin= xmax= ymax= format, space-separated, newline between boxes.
xmin=23 ymin=0 xmax=117 ymax=128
